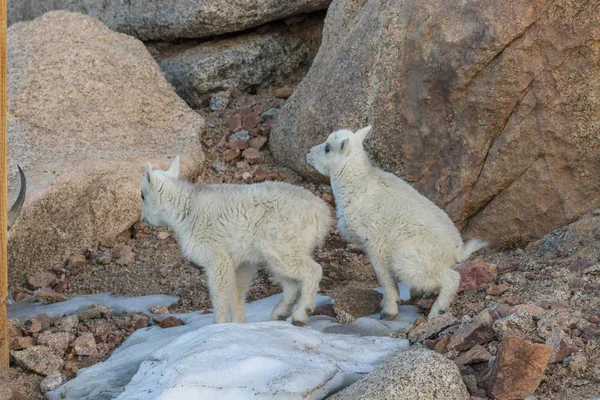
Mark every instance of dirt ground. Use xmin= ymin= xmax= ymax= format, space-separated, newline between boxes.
xmin=5 ymin=85 xmax=599 ymax=399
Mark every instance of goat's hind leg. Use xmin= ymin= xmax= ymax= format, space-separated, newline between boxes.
xmin=268 ymin=275 xmax=300 ymax=321
xmin=230 ymin=262 xmax=256 ymax=323
xmin=428 ymin=268 xmax=460 ymax=319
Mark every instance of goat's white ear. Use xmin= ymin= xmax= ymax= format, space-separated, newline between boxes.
xmin=354 ymin=125 xmax=373 ymax=143
xmin=340 ymin=138 xmax=350 ymax=154
xmin=168 ymin=155 xmax=180 ymax=178
xmin=145 ymin=162 xmax=153 ymax=184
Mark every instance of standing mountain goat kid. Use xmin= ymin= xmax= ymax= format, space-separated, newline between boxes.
xmin=307 ymin=126 xmax=486 ymax=320
xmin=141 ymin=157 xmax=331 ymax=326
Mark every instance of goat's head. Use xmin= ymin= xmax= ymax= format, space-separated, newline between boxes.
xmin=140 ymin=156 xmax=180 ymax=227
xmin=306 ymin=125 xmax=372 ymax=177
xmin=8 ymin=165 xmax=26 ymax=231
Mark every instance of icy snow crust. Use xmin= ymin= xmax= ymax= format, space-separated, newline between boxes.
xmin=47 ymin=286 xmax=418 ymax=400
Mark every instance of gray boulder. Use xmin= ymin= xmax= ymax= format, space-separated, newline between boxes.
xmin=329 ymin=347 xmax=469 ymax=399
xmin=149 ymin=17 xmax=322 ymax=108
xmin=8 ymin=0 xmax=332 ymax=41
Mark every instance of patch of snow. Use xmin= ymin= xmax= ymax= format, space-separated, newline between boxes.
xmin=48 ymin=293 xmax=419 ymax=400
xmin=8 ymin=293 xmax=179 ymax=322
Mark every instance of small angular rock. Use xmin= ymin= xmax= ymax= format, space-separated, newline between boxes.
xmin=159 ymin=316 xmax=185 ymax=328
xmin=454 ymin=344 xmax=492 ymax=365
xmin=37 ymin=331 xmax=75 ymax=355
xmin=511 ymin=303 xmax=546 ymax=318
xmin=27 ymin=272 xmax=56 ymax=290
xmin=228 ymin=130 xmax=250 ymax=143
xmin=11 ymin=346 xmax=64 ymax=376
xmin=21 ymin=318 xmax=42 ymax=335
xmin=448 ymin=311 xmax=494 ymax=351
xmin=78 ymin=304 xmax=112 ymax=321
xmin=242 ymin=148 xmax=264 ymax=164
xmin=485 ymin=337 xmax=551 ymax=400
xmin=35 ymin=288 xmax=68 ymax=304
xmin=209 ymin=90 xmax=231 ymax=111
xmin=222 ymin=147 xmax=242 ymax=163
xmin=546 ymin=327 xmax=577 ymax=363
xmin=252 ymin=169 xmax=284 ymax=182
xmin=493 ymin=311 xmax=536 ymax=341
xmin=333 ymin=287 xmax=383 ymax=324
xmin=10 ymin=336 xmax=35 ymax=351
xmin=40 ymin=370 xmax=66 ymax=393
xmin=112 ymin=244 xmax=135 ymax=266
xmin=57 ymin=314 xmax=79 ymax=332
xmin=486 ymin=283 xmax=510 ymax=296
xmin=312 ymin=304 xmax=337 ymax=319
xmin=457 ymin=260 xmax=497 ymax=292
xmin=259 ymin=108 xmax=280 ymax=122
xmin=407 ymin=313 xmax=458 ymax=342
xmin=71 ymin=333 xmax=98 ymax=356
xmin=249 ymin=136 xmax=268 ymax=150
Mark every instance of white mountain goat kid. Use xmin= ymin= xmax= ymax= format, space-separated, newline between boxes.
xmin=140 ymin=157 xmax=331 ymax=325
xmin=306 ymin=126 xmax=486 ymax=319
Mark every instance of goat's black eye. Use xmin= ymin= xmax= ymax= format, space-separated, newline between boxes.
xmin=324 ymin=144 xmax=330 ymax=154
xmin=141 ymin=192 xmax=145 ymax=201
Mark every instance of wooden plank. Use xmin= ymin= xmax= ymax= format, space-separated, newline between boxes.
xmin=0 ymin=0 xmax=9 ymax=369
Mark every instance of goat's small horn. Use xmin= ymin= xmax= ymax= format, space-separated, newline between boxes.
xmin=7 ymin=165 xmax=26 ymax=231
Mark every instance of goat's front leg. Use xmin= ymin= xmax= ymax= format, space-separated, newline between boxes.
xmin=205 ymin=254 xmax=236 ymax=324
xmin=370 ymin=252 xmax=399 ymax=321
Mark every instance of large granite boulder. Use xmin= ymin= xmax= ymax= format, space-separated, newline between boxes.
xmin=8 ymin=0 xmax=332 ymax=41
xmin=270 ymin=0 xmax=600 ymax=242
xmin=8 ymin=11 xmax=204 ymax=287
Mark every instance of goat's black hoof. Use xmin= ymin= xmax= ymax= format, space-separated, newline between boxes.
xmin=277 ymin=315 xmax=287 ymax=321
xmin=291 ymin=319 xmax=306 ymax=327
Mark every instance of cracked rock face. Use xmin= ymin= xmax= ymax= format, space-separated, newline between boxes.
xmin=270 ymin=0 xmax=600 ymax=242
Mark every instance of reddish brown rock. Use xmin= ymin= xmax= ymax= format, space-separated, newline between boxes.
xmin=71 ymin=333 xmax=98 ymax=356
xmin=252 ymin=169 xmax=284 ymax=183
xmin=241 ymin=113 xmax=261 ymax=131
xmin=447 ymin=311 xmax=494 ymax=351
xmin=457 ymin=260 xmax=497 ymax=292
xmin=486 ymin=283 xmax=510 ymax=296
xmin=222 ymin=147 xmax=242 ymax=163
xmin=159 ymin=316 xmax=185 ymax=328
xmin=56 ymin=314 xmax=79 ymax=332
xmin=112 ymin=244 xmax=135 ymax=266
xmin=511 ymin=303 xmax=546 ymax=318
xmin=242 ymin=148 xmax=265 ymax=165
xmin=485 ymin=337 xmax=552 ymax=400
xmin=53 ymin=279 xmax=69 ymax=293
xmin=271 ymin=0 xmax=600 ymax=242
xmin=249 ymin=136 xmax=268 ymax=151
xmin=433 ymin=334 xmax=451 ymax=354
xmin=229 ymin=114 xmax=242 ymax=132
xmin=546 ymin=327 xmax=577 ymax=364
xmin=407 ymin=313 xmax=458 ymax=343
xmin=27 ymin=271 xmax=56 ymax=290
xmin=454 ymin=344 xmax=492 ymax=365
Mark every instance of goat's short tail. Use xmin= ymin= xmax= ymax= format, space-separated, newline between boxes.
xmin=457 ymin=239 xmax=488 ymax=263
